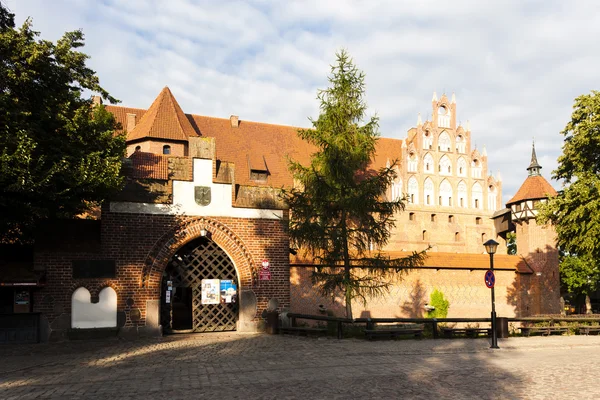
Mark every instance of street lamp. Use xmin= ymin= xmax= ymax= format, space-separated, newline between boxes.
xmin=484 ymin=239 xmax=500 ymax=349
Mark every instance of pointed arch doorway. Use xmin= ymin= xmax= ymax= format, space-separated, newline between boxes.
xmin=160 ymin=236 xmax=239 ymax=333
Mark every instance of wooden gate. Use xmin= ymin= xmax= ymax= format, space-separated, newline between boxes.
xmin=162 ymin=237 xmax=238 ymax=333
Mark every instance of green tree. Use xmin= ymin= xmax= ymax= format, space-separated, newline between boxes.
xmin=506 ymin=232 xmax=517 ymax=255
xmin=426 ymin=288 xmax=450 ymax=319
xmin=560 ymin=254 xmax=599 ymax=314
xmin=538 ymin=91 xmax=600 ymax=264
xmin=281 ymin=50 xmax=427 ymax=319
xmin=0 ymin=4 xmax=125 ymax=243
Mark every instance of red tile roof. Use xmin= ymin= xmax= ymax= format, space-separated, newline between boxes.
xmin=127 ymin=87 xmax=198 ymax=142
xmin=128 ymin=151 xmax=169 ymax=180
xmin=507 ymin=175 xmax=557 ymax=205
xmin=107 ymin=88 xmax=403 ymax=187
xmin=291 ymin=251 xmax=532 ymax=273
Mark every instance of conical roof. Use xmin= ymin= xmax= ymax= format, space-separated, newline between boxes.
xmin=507 ymin=144 xmax=556 ymax=205
xmin=127 ymin=87 xmax=198 ymax=142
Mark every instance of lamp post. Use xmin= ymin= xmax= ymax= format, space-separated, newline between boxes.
xmin=484 ymin=239 xmax=500 ymax=349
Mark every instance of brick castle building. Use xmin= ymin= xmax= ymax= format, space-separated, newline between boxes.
xmin=1 ymin=88 xmax=560 ymax=341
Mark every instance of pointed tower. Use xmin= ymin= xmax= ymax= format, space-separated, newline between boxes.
xmin=126 ymin=87 xmax=198 ymax=156
xmin=506 ymin=143 xmax=560 ymax=316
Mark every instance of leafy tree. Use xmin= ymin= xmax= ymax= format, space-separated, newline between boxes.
xmin=506 ymin=232 xmax=517 ymax=255
xmin=0 ymin=4 xmax=125 ymax=243
xmin=559 ymin=254 xmax=599 ymax=314
xmin=281 ymin=50 xmax=427 ymax=319
xmin=426 ymin=288 xmax=450 ymax=319
xmin=538 ymin=91 xmax=600 ymax=263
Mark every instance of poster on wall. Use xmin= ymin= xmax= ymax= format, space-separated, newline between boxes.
xmin=14 ymin=290 xmax=30 ymax=305
xmin=201 ymin=279 xmax=220 ymax=304
xmin=220 ymin=280 xmax=237 ymax=304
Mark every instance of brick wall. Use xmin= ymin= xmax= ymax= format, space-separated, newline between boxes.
xmin=291 ymin=266 xmax=520 ymax=319
xmin=34 ymin=208 xmax=290 ymax=340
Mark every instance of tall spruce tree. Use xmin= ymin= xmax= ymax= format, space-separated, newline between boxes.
xmin=281 ymin=50 xmax=427 ymax=319
xmin=0 ymin=4 xmax=125 ymax=243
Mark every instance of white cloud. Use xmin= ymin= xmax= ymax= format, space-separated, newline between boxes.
xmin=6 ymin=0 xmax=600 ymax=202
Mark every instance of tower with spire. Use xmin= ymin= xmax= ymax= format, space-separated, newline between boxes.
xmin=505 ymin=142 xmax=560 ymax=315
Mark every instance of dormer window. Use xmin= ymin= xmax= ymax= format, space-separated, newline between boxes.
xmin=163 ymin=145 xmax=171 ymax=155
xmin=248 ymin=154 xmax=269 ymax=182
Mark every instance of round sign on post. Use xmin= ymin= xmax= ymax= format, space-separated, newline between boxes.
xmin=485 ymin=269 xmax=495 ymax=288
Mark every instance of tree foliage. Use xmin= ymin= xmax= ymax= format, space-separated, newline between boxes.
xmin=426 ymin=288 xmax=450 ymax=319
xmin=559 ymin=254 xmax=599 ymax=297
xmin=281 ymin=50 xmax=427 ymax=319
xmin=506 ymin=232 xmax=517 ymax=255
xmin=0 ymin=4 xmax=125 ymax=243
xmin=538 ymin=91 xmax=600 ymax=264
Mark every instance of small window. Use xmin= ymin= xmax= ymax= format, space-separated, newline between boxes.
xmin=422 ymin=230 xmax=427 ymax=241
xmin=448 ymin=215 xmax=454 ymax=223
xmin=409 ymin=212 xmax=415 ymax=221
xmin=482 ymin=233 xmax=487 ymax=243
xmin=475 ymin=199 xmax=479 ymax=208
xmin=449 ymin=197 xmax=452 ymax=206
xmin=476 ymin=217 xmax=482 ymax=225
xmin=135 ymin=145 xmax=141 ymax=152
xmin=163 ymin=145 xmax=171 ymax=155
xmin=431 ymin=214 xmax=436 ymax=222
xmin=438 ymin=196 xmax=442 ymax=205
xmin=460 ymin=198 xmax=464 ymax=207
xmin=427 ymin=195 xmax=431 ymax=205
xmin=455 ymin=232 xmax=460 ymax=242
xmin=250 ymin=170 xmax=268 ymax=182
xmin=410 ymin=194 xmax=414 ymax=203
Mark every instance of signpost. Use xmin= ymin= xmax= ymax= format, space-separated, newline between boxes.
xmin=484 ymin=269 xmax=495 ymax=289
xmin=259 ymin=259 xmax=271 ymax=281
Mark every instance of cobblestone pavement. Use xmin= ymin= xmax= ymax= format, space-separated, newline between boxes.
xmin=1 ymin=334 xmax=600 ymax=399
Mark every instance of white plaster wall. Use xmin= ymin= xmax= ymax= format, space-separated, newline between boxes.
xmin=111 ymin=159 xmax=283 ymax=220
xmin=72 ymin=287 xmax=117 ymax=329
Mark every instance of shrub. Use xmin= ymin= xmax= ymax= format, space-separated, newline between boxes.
xmin=427 ymin=289 xmax=450 ymax=319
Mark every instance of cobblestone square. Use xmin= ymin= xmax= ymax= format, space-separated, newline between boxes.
xmin=1 ymin=334 xmax=600 ymax=399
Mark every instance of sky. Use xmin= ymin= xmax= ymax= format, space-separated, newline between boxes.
xmin=5 ymin=0 xmax=600 ymax=202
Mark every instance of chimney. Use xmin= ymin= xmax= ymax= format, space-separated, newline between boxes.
xmin=92 ymin=95 xmax=102 ymax=105
xmin=230 ymin=115 xmax=239 ymax=128
xmin=127 ymin=113 xmax=136 ymax=132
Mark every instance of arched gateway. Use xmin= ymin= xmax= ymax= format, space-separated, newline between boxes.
xmin=161 ymin=237 xmax=239 ymax=332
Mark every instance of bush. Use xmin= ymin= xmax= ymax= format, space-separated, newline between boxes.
xmin=427 ymin=289 xmax=450 ymax=319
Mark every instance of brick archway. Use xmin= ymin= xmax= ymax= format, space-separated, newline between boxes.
xmin=142 ymin=217 xmax=255 ymax=291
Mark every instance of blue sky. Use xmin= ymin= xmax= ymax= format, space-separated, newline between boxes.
xmin=5 ymin=0 xmax=600 ymax=202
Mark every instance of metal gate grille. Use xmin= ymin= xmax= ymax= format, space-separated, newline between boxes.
xmin=165 ymin=237 xmax=238 ymax=332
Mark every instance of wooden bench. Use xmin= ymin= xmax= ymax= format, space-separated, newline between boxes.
xmin=442 ymin=328 xmax=491 ymax=338
xmin=279 ymin=326 xmax=327 ymax=337
xmin=364 ymin=327 xmax=424 ymax=341
xmin=518 ymin=326 xmax=568 ymax=337
xmin=578 ymin=326 xmax=600 ymax=335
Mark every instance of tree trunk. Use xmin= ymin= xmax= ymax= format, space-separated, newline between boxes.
xmin=586 ymin=294 xmax=593 ymax=314
xmin=345 ymin=280 xmax=353 ymax=320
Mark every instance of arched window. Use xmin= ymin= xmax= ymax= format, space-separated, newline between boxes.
xmin=488 ymin=185 xmax=497 ymax=212
xmin=439 ymin=155 xmax=452 ymax=176
xmin=440 ymin=179 xmax=452 ymax=207
xmin=458 ymin=180 xmax=467 ymax=208
xmin=471 ymin=159 xmax=481 ymax=178
xmin=424 ymin=178 xmax=434 ymax=206
xmin=408 ymin=153 xmax=418 ymax=172
xmin=472 ymin=182 xmax=483 ymax=209
xmin=391 ymin=178 xmax=403 ymax=201
xmin=408 ymin=176 xmax=419 ymax=204
xmin=135 ymin=145 xmax=141 ymax=152
xmin=438 ymin=131 xmax=451 ymax=152
xmin=163 ymin=145 xmax=171 ymax=155
xmin=457 ymin=157 xmax=467 ymax=177
xmin=423 ymin=153 xmax=434 ymax=174
xmin=456 ymin=135 xmax=466 ymax=153
xmin=423 ymin=130 xmax=433 ymax=150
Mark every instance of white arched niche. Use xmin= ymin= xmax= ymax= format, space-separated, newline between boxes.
xmin=72 ymin=287 xmax=117 ymax=329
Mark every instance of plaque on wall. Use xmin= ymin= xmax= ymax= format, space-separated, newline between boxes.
xmin=72 ymin=260 xmax=116 ymax=279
